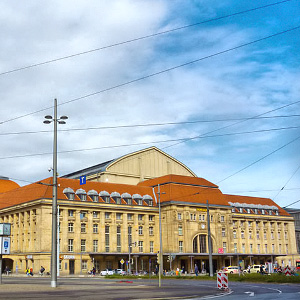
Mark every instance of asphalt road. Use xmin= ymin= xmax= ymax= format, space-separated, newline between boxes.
xmin=0 ymin=276 xmax=299 ymax=300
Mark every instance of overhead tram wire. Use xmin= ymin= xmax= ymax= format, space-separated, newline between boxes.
xmin=272 ymin=163 xmax=300 ymax=200
xmin=283 ymin=199 xmax=300 ymax=208
xmin=1 ymin=25 xmax=300 ymax=126
xmin=1 ymin=115 xmax=300 ymax=136
xmin=1 ymin=125 xmax=300 ymax=161
xmin=0 ymin=0 xmax=295 ymax=77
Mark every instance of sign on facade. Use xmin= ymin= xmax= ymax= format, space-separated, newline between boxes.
xmin=64 ymin=255 xmax=75 ymax=259
xmin=0 ymin=237 xmax=11 ymax=254
xmin=0 ymin=223 xmax=11 ymax=236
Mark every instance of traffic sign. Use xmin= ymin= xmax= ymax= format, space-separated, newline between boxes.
xmin=80 ymin=175 xmax=86 ymax=185
xmin=120 ymin=259 xmax=125 ymax=265
xmin=0 ymin=237 xmax=11 ymax=254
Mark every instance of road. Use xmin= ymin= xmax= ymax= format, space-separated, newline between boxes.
xmin=0 ymin=276 xmax=299 ymax=299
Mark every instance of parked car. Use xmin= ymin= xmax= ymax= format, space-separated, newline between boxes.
xmin=222 ymin=266 xmax=239 ymax=274
xmin=243 ymin=265 xmax=265 ymax=273
xmin=100 ymin=269 xmax=114 ymax=276
xmin=115 ymin=269 xmax=126 ymax=275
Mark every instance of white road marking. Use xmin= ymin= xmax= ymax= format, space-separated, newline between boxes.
xmin=245 ymin=291 xmax=255 ymax=296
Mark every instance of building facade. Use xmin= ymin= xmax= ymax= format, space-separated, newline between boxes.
xmin=0 ymin=147 xmax=298 ymax=275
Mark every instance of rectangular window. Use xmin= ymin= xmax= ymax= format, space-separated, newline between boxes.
xmin=81 ymin=223 xmax=86 ymax=233
xmin=265 ymin=244 xmax=268 ymax=253
xmin=178 ymin=225 xmax=183 ymax=236
xmin=93 ymin=240 xmax=98 ymax=252
xmin=221 ymin=216 xmax=224 ymax=222
xmin=241 ymin=231 xmax=245 ymax=239
xmin=286 ymin=244 xmax=288 ymax=254
xmin=222 ymin=228 xmax=226 ymax=237
xmin=93 ymin=211 xmax=99 ymax=218
xmin=279 ymin=244 xmax=281 ymax=253
xmin=138 ymin=214 xmax=143 ymax=221
xmin=68 ymin=239 xmax=73 ymax=252
xmin=178 ymin=213 xmax=182 ymax=220
xmin=278 ymin=232 xmax=281 ymax=239
xmin=105 ymin=212 xmax=111 ymax=219
xmin=80 ymin=211 xmax=87 ymax=219
xmin=248 ymin=221 xmax=252 ymax=227
xmin=68 ymin=210 xmax=74 ymax=217
xmin=249 ymin=231 xmax=252 ymax=239
xmin=81 ymin=260 xmax=87 ymax=270
xmin=264 ymin=232 xmax=267 ymax=239
xmin=81 ymin=239 xmax=86 ymax=252
xmin=233 ymin=230 xmax=237 ymax=239
xmin=272 ymin=244 xmax=275 ymax=253
xmin=128 ymin=226 xmax=132 ymax=247
xmin=117 ymin=226 xmax=121 ymax=252
xmin=234 ymin=243 xmax=237 ymax=253
xmin=242 ymin=243 xmax=245 ymax=253
xmin=257 ymin=244 xmax=260 ymax=254
xmin=149 ymin=226 xmax=153 ymax=236
xmin=179 ymin=241 xmax=183 ymax=253
xmin=149 ymin=215 xmax=154 ymax=222
xmin=271 ymin=232 xmax=274 ymax=239
xmin=150 ymin=241 xmax=154 ymax=253
xmin=138 ymin=241 xmax=143 ymax=252
xmin=256 ymin=231 xmax=260 ymax=239
xmin=127 ymin=214 xmax=133 ymax=220
xmin=105 ymin=225 xmax=110 ymax=252
xmin=138 ymin=226 xmax=143 ymax=235
xmin=223 ymin=242 xmax=227 ymax=253
xmin=285 ymin=232 xmax=288 ymax=240
xmin=93 ymin=223 xmax=98 ymax=233
xmin=68 ymin=222 xmax=74 ymax=233
xmin=250 ymin=244 xmax=253 ymax=254
xmin=116 ymin=213 xmax=122 ymax=220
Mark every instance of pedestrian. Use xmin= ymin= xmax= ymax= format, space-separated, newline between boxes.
xmin=260 ymin=264 xmax=264 ymax=275
xmin=40 ymin=266 xmax=45 ymax=276
xmin=26 ymin=268 xmax=30 ymax=276
xmin=30 ymin=267 xmax=33 ymax=276
xmin=4 ymin=266 xmax=10 ymax=275
xmin=195 ymin=264 xmax=199 ymax=276
xmin=247 ymin=265 xmax=251 ymax=273
xmin=92 ymin=267 xmax=96 ymax=276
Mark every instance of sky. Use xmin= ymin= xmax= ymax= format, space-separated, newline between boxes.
xmin=0 ymin=0 xmax=299 ymax=209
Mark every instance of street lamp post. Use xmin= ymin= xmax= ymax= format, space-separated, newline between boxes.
xmin=43 ymin=98 xmax=68 ymax=288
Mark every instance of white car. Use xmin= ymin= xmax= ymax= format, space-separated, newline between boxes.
xmin=100 ymin=269 xmax=114 ymax=276
xmin=115 ymin=269 xmax=126 ymax=275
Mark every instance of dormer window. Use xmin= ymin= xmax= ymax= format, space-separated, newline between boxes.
xmin=133 ymin=194 xmax=143 ymax=206
xmin=76 ymin=189 xmax=87 ymax=201
xmin=63 ymin=188 xmax=75 ymax=200
xmin=88 ymin=190 xmax=99 ymax=202
xmin=143 ymin=195 xmax=154 ymax=206
xmin=122 ymin=193 xmax=132 ymax=205
xmin=111 ymin=192 xmax=121 ymax=204
xmin=100 ymin=191 xmax=110 ymax=203
xmin=247 ymin=208 xmax=250 ymax=214
xmin=239 ymin=208 xmax=243 ymax=213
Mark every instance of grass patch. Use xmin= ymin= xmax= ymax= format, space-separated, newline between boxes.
xmin=104 ymin=273 xmax=300 ymax=283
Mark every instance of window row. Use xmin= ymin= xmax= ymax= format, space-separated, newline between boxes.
xmin=63 ymin=188 xmax=154 ymax=206
xmin=67 ymin=238 xmax=154 ymax=253
xmin=233 ymin=230 xmax=288 ymax=240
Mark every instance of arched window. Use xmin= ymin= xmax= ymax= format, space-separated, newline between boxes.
xmin=193 ymin=234 xmax=211 ymax=253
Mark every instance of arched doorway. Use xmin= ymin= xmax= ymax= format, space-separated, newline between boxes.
xmin=2 ymin=258 xmax=13 ymax=273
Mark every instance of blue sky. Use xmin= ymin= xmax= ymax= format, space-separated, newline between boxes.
xmin=0 ymin=0 xmax=299 ymax=208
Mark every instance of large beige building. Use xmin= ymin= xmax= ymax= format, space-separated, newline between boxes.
xmin=0 ymin=147 xmax=298 ymax=275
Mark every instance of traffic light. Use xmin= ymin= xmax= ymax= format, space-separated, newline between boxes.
xmin=156 ymin=251 xmax=160 ymax=264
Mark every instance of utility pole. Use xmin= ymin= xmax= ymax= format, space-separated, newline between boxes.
xmin=206 ymin=200 xmax=213 ymax=277
xmin=158 ymin=184 xmax=163 ymax=287
xmin=43 ymin=99 xmax=68 ymax=288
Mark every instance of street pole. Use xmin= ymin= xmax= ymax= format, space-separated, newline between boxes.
xmin=57 ymin=205 xmax=60 ymax=277
xmin=158 ymin=184 xmax=163 ymax=287
xmin=206 ymin=200 xmax=213 ymax=277
xmin=51 ymin=98 xmax=58 ymax=288
xmin=43 ymin=98 xmax=68 ymax=288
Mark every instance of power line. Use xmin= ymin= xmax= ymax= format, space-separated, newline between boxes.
xmin=1 ymin=115 xmax=299 ymax=136
xmin=1 ymin=25 xmax=300 ymax=126
xmin=217 ymin=134 xmax=300 ymax=184
xmin=1 ymin=125 xmax=299 ymax=160
xmin=0 ymin=0 xmax=295 ymax=77
xmin=272 ymin=163 xmax=300 ymax=200
xmin=283 ymin=199 xmax=300 ymax=208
